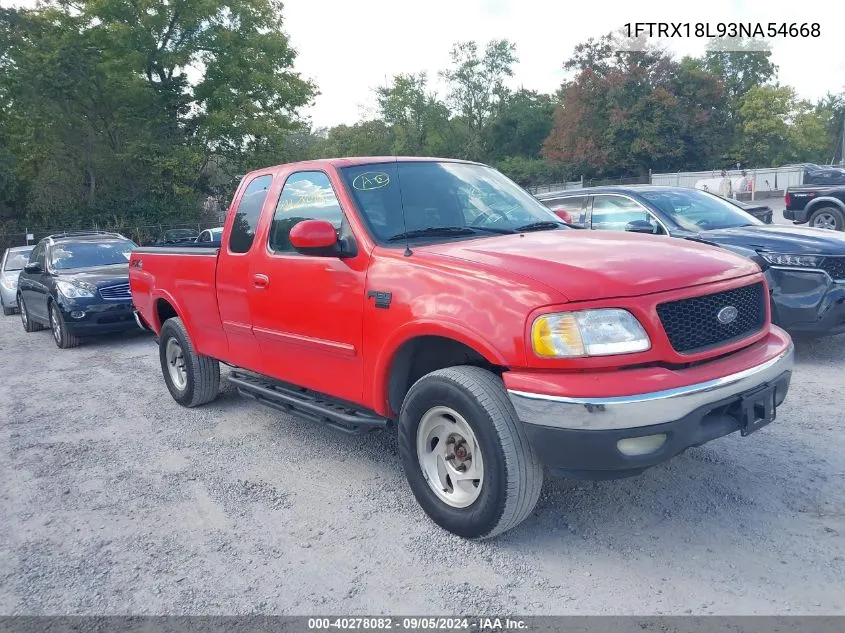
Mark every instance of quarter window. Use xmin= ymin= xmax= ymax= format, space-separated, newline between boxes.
xmin=230 ymin=175 xmax=273 ymax=253
xmin=269 ymin=171 xmax=344 ymax=253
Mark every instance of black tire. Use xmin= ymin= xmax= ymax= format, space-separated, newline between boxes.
xmin=159 ymin=317 xmax=220 ymax=407
xmin=2 ymin=299 xmax=14 ymax=316
xmin=19 ymin=295 xmax=44 ymax=332
xmin=49 ymin=302 xmax=82 ymax=349
xmin=808 ymin=206 xmax=844 ymax=231
xmin=398 ymin=365 xmax=543 ymax=539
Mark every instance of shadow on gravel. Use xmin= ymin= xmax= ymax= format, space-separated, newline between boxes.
xmin=792 ymin=332 xmax=845 ymax=364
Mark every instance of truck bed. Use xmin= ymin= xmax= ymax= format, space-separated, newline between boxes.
xmin=129 ymin=246 xmax=229 ymax=360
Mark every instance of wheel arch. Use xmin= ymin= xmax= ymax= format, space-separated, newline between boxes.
xmin=375 ymin=323 xmax=509 ymax=418
xmin=806 ymin=196 xmax=845 ymax=215
xmin=150 ymin=290 xmax=185 ymax=334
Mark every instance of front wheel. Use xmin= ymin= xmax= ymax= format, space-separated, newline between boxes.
xmin=809 ymin=206 xmax=844 ymax=231
xmin=159 ymin=317 xmax=220 ymax=407
xmin=50 ymin=303 xmax=82 ymax=349
xmin=398 ymin=366 xmax=543 ymax=539
xmin=19 ymin=296 xmax=44 ymax=332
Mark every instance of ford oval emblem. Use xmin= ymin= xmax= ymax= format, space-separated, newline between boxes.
xmin=717 ymin=306 xmax=739 ymax=325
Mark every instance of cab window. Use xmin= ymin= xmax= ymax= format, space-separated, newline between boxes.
xmin=229 ymin=175 xmax=273 ymax=253
xmin=269 ymin=171 xmax=344 ymax=253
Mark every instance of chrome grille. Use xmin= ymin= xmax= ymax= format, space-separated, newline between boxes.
xmin=99 ymin=282 xmax=131 ymax=300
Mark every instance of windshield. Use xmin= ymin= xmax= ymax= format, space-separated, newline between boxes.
xmin=50 ymin=240 xmax=137 ymax=270
xmin=3 ymin=249 xmax=34 ymax=271
xmin=640 ymin=189 xmax=763 ymax=231
xmin=339 ymin=161 xmax=563 ymax=242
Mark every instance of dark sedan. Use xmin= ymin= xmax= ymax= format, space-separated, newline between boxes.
xmin=17 ymin=232 xmax=142 ymax=348
xmin=536 ymin=185 xmax=845 ymax=338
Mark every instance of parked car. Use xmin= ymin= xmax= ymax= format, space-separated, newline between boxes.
xmin=17 ymin=232 xmax=141 ymax=348
xmin=722 ymin=196 xmax=774 ymax=224
xmin=155 ymin=228 xmax=199 ymax=244
xmin=784 ymin=185 xmax=845 ymax=230
xmin=781 ymin=163 xmax=845 ymax=186
xmin=131 ymin=158 xmax=793 ymax=539
xmin=0 ymin=246 xmax=34 ymax=315
xmin=196 ymin=227 xmax=223 ymax=244
xmin=536 ymin=185 xmax=845 ymax=337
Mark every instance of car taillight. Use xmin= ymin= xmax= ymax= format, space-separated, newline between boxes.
xmin=784 ymin=193 xmax=791 ymax=206
xmin=553 ymin=209 xmax=573 ymax=223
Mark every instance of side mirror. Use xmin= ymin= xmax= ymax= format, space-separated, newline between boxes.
xmin=24 ymin=263 xmax=42 ymax=274
xmin=289 ymin=220 xmax=341 ymax=256
xmin=552 ymin=208 xmax=573 ymax=223
xmin=624 ymin=220 xmax=656 ymax=234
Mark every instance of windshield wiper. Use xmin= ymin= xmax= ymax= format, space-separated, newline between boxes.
xmin=387 ymin=226 xmax=477 ymax=241
xmin=513 ymin=221 xmax=566 ymax=232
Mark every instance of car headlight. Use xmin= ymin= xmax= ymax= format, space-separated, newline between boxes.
xmin=1 ymin=277 xmax=16 ymax=290
xmin=531 ymin=309 xmax=650 ymax=358
xmin=56 ymin=280 xmax=97 ymax=298
xmin=759 ymin=253 xmax=822 ymax=268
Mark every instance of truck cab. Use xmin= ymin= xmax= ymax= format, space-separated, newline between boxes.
xmin=130 ymin=157 xmax=793 ymax=539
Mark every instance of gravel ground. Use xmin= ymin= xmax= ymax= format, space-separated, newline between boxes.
xmin=1 ymin=249 xmax=844 ymax=616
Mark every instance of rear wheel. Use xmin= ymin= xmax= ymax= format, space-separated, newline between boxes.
xmin=809 ymin=206 xmax=844 ymax=231
xmin=398 ymin=365 xmax=543 ymax=539
xmin=19 ymin=296 xmax=44 ymax=332
xmin=159 ymin=317 xmax=220 ymax=407
xmin=49 ymin=303 xmax=81 ymax=349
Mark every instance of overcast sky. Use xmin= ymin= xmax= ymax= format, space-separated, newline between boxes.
xmin=282 ymin=0 xmax=844 ymax=127
xmin=4 ymin=0 xmax=843 ymax=128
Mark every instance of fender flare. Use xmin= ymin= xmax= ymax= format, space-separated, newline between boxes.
xmin=805 ymin=196 xmax=845 ymax=216
xmin=370 ymin=319 xmax=512 ymax=416
xmin=149 ymin=289 xmax=190 ymax=334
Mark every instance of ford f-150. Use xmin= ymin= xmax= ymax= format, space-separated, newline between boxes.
xmin=130 ymin=157 xmax=794 ymax=538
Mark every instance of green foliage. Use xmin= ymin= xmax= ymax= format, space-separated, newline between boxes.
xmin=2 ymin=12 xmax=842 ymax=241
xmin=0 ymin=0 xmax=315 ymax=234
xmin=496 ymin=157 xmax=568 ymax=188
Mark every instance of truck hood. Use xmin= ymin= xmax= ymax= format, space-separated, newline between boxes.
xmin=694 ymin=225 xmax=845 ymax=256
xmin=419 ymin=231 xmax=759 ymax=302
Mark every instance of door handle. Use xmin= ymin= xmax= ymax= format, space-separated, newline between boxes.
xmin=252 ymin=273 xmax=270 ymax=289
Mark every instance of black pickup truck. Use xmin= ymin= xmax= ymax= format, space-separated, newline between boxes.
xmin=784 ymin=185 xmax=845 ymax=231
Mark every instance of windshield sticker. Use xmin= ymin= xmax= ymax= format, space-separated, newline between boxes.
xmin=352 ymin=172 xmax=390 ymax=191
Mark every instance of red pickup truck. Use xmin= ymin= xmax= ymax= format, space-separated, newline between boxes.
xmin=130 ymin=157 xmax=794 ymax=539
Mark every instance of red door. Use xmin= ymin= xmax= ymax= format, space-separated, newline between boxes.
xmin=247 ymin=169 xmax=370 ymax=405
xmin=216 ymin=171 xmax=277 ymax=370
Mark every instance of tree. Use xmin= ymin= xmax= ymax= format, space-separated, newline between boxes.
xmin=485 ymin=89 xmax=554 ymax=161
xmin=738 ymin=85 xmax=830 ymax=167
xmin=543 ymin=40 xmax=725 ymax=176
xmin=0 ymin=0 xmax=315 ymax=233
xmin=376 ymin=73 xmax=451 ymax=155
xmin=440 ymin=39 xmax=517 ymax=160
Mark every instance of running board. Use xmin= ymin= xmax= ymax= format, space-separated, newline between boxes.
xmin=227 ymin=370 xmax=390 ymax=434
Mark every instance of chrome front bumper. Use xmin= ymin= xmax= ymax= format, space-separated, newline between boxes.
xmin=508 ymin=342 xmax=794 ymax=431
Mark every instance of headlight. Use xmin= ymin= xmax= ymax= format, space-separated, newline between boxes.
xmin=1 ymin=277 xmax=16 ymax=290
xmin=531 ymin=309 xmax=650 ymax=358
xmin=759 ymin=252 xmax=822 ymax=268
xmin=56 ymin=280 xmax=97 ymax=298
